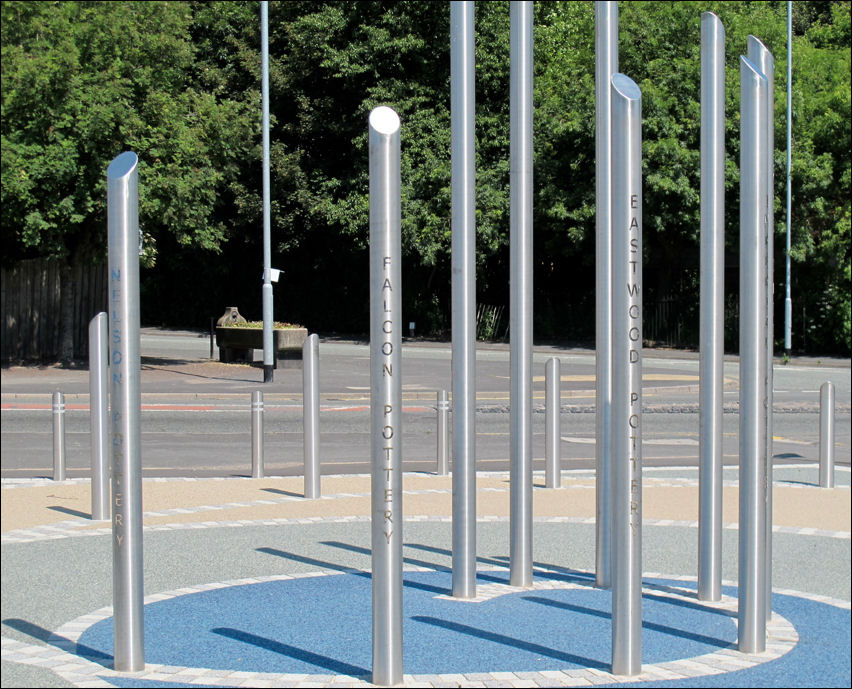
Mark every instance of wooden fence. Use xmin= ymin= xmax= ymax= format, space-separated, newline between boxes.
xmin=1 ymin=257 xmax=107 ymax=363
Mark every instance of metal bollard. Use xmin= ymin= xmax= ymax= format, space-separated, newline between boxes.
xmin=303 ymin=334 xmax=320 ymax=498
xmin=819 ymin=382 xmax=835 ymax=488
xmin=437 ymin=390 xmax=450 ymax=476
xmin=53 ymin=391 xmax=66 ymax=481
xmin=251 ymin=391 xmax=264 ymax=478
xmin=545 ymin=358 xmax=561 ymax=488
xmin=89 ymin=312 xmax=110 ymax=520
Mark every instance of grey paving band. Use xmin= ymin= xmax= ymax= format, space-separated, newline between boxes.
xmin=3 ymin=512 xmax=848 ymax=546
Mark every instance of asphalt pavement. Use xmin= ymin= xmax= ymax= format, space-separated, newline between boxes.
xmin=1 ymin=328 xmax=849 ymax=479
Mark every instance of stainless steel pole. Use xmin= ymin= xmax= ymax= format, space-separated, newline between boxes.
xmin=437 ymin=390 xmax=449 ymax=477
xmin=251 ymin=391 xmax=264 ymax=479
xmin=369 ymin=105 xmax=403 ymax=687
xmin=260 ymin=1 xmax=274 ymax=383
xmin=698 ymin=11 xmax=725 ymax=603
xmin=595 ymin=0 xmax=618 ymax=590
xmin=610 ymin=72 xmax=643 ymax=677
xmin=738 ymin=56 xmax=768 ymax=654
xmin=303 ymin=334 xmax=320 ymax=498
xmin=509 ymin=0 xmax=534 ymax=589
xmin=545 ymin=357 xmax=561 ymax=489
xmin=819 ymin=382 xmax=835 ymax=488
xmin=784 ymin=1 xmax=793 ymax=355
xmin=450 ymin=0 xmax=477 ymax=599
xmin=52 ymin=391 xmax=66 ymax=482
xmin=748 ymin=35 xmax=776 ymax=624
xmin=89 ymin=312 xmax=110 ymax=520
xmin=107 ymin=150 xmax=144 ymax=671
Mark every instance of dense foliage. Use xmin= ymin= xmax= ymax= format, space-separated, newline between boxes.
xmin=2 ymin=1 xmax=849 ymax=354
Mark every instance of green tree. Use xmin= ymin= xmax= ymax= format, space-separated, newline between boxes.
xmin=1 ymin=0 xmax=257 ymax=266
xmin=788 ymin=1 xmax=851 ymax=352
xmin=2 ymin=1 xmax=848 ymax=354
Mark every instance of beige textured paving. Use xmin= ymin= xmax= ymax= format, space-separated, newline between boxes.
xmin=2 ymin=473 xmax=849 ymax=533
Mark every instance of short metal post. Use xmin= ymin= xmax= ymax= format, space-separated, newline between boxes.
xmin=52 ymin=391 xmax=66 ymax=481
xmin=545 ymin=358 xmax=561 ymax=489
xmin=89 ymin=312 xmax=109 ymax=520
xmin=251 ymin=391 xmax=264 ymax=479
xmin=437 ymin=390 xmax=450 ymax=476
xmin=819 ymin=382 xmax=835 ymax=488
xmin=303 ymin=334 xmax=320 ymax=498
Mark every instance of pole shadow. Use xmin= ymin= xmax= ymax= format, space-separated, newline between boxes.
xmin=641 ymin=590 xmax=737 ymax=618
xmin=405 ymin=542 xmax=509 ymax=569
xmin=2 ymin=618 xmax=113 ymax=667
xmin=212 ymin=627 xmax=369 ymax=677
xmin=255 ymin=547 xmax=369 ymax=579
xmin=256 ymin=546 xmax=449 ymax=595
xmin=523 ymin=596 xmax=734 ymax=649
xmin=318 ymin=542 xmax=451 ymax=595
xmin=261 ymin=487 xmax=303 ymax=498
xmin=411 ymin=616 xmax=608 ymax=670
xmin=402 ymin=543 xmax=523 ymax=584
xmin=485 ymin=555 xmax=596 ymax=585
xmin=48 ymin=505 xmax=91 ymax=520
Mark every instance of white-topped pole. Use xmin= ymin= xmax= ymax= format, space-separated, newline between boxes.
xmin=369 ymin=105 xmax=403 ymax=687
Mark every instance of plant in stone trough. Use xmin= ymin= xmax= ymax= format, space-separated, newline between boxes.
xmin=220 ymin=321 xmax=303 ymax=329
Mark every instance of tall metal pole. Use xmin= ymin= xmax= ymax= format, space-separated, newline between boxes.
xmin=545 ymin=357 xmax=561 ymax=489
xmin=785 ymin=1 xmax=793 ymax=356
xmin=595 ymin=0 xmax=618 ymax=590
xmin=698 ymin=11 xmax=725 ymax=603
xmin=738 ymin=56 xmax=768 ymax=654
xmin=369 ymin=105 xmax=403 ymax=687
xmin=107 ymin=151 xmax=144 ymax=671
xmin=450 ymin=0 xmax=477 ymax=599
xmin=748 ymin=34 xmax=775 ymax=625
xmin=610 ymin=72 xmax=642 ymax=677
xmin=89 ymin=312 xmax=110 ymax=521
xmin=303 ymin=333 xmax=321 ymax=498
xmin=260 ymin=0 xmax=274 ymax=383
xmin=509 ymin=0 xmax=534 ymax=589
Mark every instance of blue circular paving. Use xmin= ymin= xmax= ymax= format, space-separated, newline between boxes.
xmin=73 ymin=569 xmax=850 ymax=687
